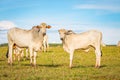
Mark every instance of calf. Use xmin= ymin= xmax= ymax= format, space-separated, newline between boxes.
xmin=13 ymin=44 xmax=24 ymax=61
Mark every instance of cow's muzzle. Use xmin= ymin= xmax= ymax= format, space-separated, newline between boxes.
xmin=43 ymin=33 xmax=46 ymax=36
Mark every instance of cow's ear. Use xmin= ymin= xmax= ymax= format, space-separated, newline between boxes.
xmin=66 ymin=30 xmax=75 ymax=35
xmin=65 ymin=32 xmax=68 ymax=35
xmin=46 ymin=25 xmax=51 ymax=29
xmin=65 ymin=30 xmax=71 ymax=35
xmin=32 ymin=26 xmax=40 ymax=32
xmin=37 ymin=25 xmax=42 ymax=28
xmin=68 ymin=30 xmax=73 ymax=32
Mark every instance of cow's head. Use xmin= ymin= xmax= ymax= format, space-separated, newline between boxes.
xmin=58 ymin=29 xmax=75 ymax=40
xmin=58 ymin=29 xmax=67 ymax=40
xmin=37 ymin=23 xmax=51 ymax=36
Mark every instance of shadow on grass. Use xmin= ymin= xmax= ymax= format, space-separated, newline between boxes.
xmin=43 ymin=51 xmax=54 ymax=53
xmin=0 ymin=59 xmax=5 ymax=61
xmin=100 ymin=65 xmax=107 ymax=68
xmin=73 ymin=65 xmax=107 ymax=68
xmin=38 ymin=64 xmax=63 ymax=67
xmin=38 ymin=50 xmax=54 ymax=54
xmin=23 ymin=63 xmax=63 ymax=68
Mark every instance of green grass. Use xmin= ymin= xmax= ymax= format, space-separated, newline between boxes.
xmin=0 ymin=44 xmax=120 ymax=80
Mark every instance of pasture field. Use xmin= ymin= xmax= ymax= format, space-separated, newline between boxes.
xmin=0 ymin=44 xmax=120 ymax=80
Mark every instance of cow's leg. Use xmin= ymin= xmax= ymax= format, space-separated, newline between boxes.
xmin=29 ymin=48 xmax=33 ymax=65
xmin=8 ymin=43 xmax=13 ymax=65
xmin=26 ymin=49 xmax=29 ymax=59
xmin=13 ymin=54 xmax=16 ymax=61
xmin=46 ymin=41 xmax=49 ymax=52
xmin=21 ymin=50 xmax=24 ymax=59
xmin=69 ymin=50 xmax=74 ymax=68
xmin=18 ymin=54 xmax=20 ymax=62
xmin=33 ymin=51 xmax=37 ymax=66
xmin=44 ymin=44 xmax=46 ymax=52
xmin=13 ymin=49 xmax=16 ymax=61
xmin=95 ymin=47 xmax=101 ymax=68
xmin=43 ymin=42 xmax=46 ymax=52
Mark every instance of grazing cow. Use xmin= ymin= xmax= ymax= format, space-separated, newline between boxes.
xmin=58 ymin=29 xmax=104 ymax=68
xmin=7 ymin=23 xmax=51 ymax=66
xmin=42 ymin=34 xmax=49 ymax=52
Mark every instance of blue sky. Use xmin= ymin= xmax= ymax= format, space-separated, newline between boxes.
xmin=0 ymin=0 xmax=120 ymax=44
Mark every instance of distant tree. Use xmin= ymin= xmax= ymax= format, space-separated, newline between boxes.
xmin=0 ymin=43 xmax=8 ymax=47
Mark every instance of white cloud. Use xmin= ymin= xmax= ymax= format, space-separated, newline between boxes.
xmin=74 ymin=4 xmax=120 ymax=12
xmin=0 ymin=21 xmax=16 ymax=30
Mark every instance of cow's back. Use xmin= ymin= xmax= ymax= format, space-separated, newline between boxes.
xmin=64 ymin=30 xmax=102 ymax=50
xmin=8 ymin=27 xmax=32 ymax=47
xmin=84 ymin=30 xmax=102 ymax=43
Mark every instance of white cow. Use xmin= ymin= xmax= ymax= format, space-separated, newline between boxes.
xmin=58 ymin=29 xmax=104 ymax=68
xmin=7 ymin=23 xmax=51 ymax=66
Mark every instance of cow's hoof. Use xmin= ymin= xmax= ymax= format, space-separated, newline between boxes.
xmin=95 ymin=65 xmax=100 ymax=68
xmin=69 ymin=66 xmax=73 ymax=69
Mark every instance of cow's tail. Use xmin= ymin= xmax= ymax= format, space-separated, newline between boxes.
xmin=6 ymin=49 xmax=9 ymax=58
xmin=100 ymin=41 xmax=106 ymax=57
